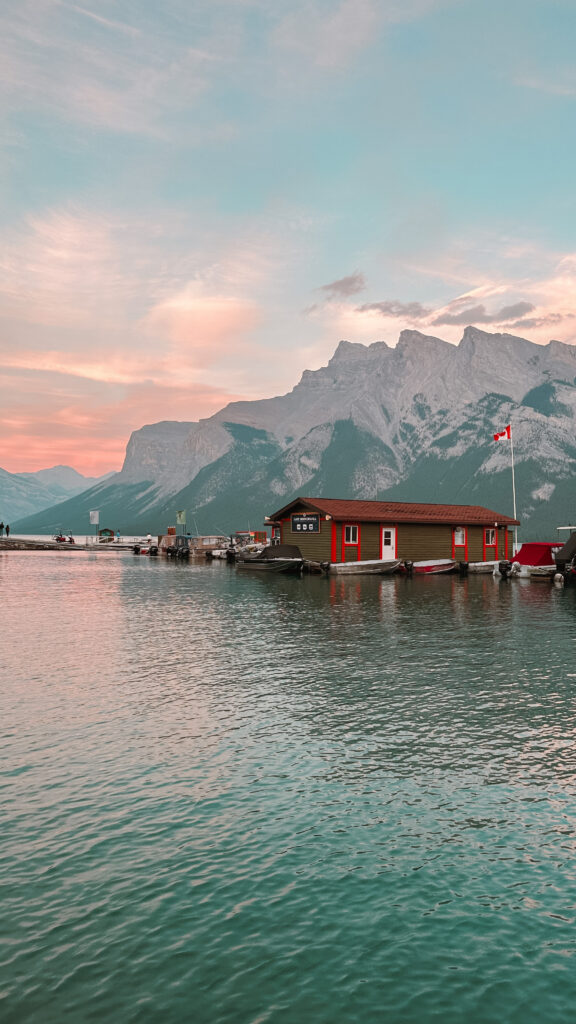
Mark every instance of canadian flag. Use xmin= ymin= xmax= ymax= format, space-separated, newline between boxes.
xmin=493 ymin=424 xmax=511 ymax=441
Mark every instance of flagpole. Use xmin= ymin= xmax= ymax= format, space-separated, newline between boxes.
xmin=510 ymin=426 xmax=518 ymax=554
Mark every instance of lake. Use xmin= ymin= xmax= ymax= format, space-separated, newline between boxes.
xmin=2 ymin=551 xmax=576 ymax=1023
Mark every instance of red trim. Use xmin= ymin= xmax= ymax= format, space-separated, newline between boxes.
xmin=452 ymin=526 xmax=468 ymax=561
xmin=342 ymin=522 xmax=361 ymax=562
xmin=483 ymin=527 xmax=498 ymax=561
xmin=331 ymin=521 xmax=337 ymax=562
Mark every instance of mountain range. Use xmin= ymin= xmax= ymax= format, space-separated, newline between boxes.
xmin=0 ymin=465 xmax=111 ymax=524
xmin=11 ymin=326 xmax=576 ymax=540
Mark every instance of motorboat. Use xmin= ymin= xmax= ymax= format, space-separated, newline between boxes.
xmin=497 ymin=542 xmax=563 ymax=579
xmin=465 ymin=561 xmax=499 ymax=573
xmin=235 ymin=544 xmax=304 ymax=574
xmin=549 ymin=532 xmax=576 ymax=584
xmin=327 ymin=558 xmax=402 ymax=575
xmin=403 ymin=559 xmax=457 ymax=575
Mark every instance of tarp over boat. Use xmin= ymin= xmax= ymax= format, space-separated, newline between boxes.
xmin=512 ymin=542 xmax=562 ymax=566
xmin=255 ymin=544 xmax=303 ymax=560
xmin=238 ymin=544 xmax=303 ymax=561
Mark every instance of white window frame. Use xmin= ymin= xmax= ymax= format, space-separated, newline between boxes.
xmin=344 ymin=524 xmax=359 ymax=545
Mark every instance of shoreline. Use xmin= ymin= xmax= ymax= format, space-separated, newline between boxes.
xmin=0 ymin=538 xmax=132 ymax=551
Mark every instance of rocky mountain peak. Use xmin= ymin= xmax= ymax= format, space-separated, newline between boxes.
xmin=329 ymin=340 xmax=373 ymax=364
xmin=12 ymin=326 xmax=576 ymax=541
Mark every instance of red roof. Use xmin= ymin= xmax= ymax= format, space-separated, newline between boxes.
xmin=269 ymin=496 xmax=519 ymax=526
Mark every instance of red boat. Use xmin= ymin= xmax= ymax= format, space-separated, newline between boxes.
xmin=402 ymin=559 xmax=457 ymax=575
xmin=413 ymin=559 xmax=457 ymax=574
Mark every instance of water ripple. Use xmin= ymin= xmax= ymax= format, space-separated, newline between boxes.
xmin=2 ymin=556 xmax=576 ymax=1022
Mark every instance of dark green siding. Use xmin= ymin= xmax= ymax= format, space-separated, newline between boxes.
xmin=359 ymin=523 xmax=381 ymax=560
xmin=397 ymin=525 xmax=453 ymax=560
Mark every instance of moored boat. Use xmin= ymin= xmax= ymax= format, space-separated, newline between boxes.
xmin=327 ymin=558 xmax=402 ymax=575
xmin=235 ymin=544 xmax=304 ymax=574
xmin=529 ymin=565 xmax=557 ymax=580
xmin=497 ymin=542 xmax=563 ymax=579
xmin=404 ymin=559 xmax=457 ymax=575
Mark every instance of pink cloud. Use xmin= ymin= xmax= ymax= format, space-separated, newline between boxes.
xmin=0 ymin=369 xmax=245 ymax=475
xmin=0 ymin=209 xmax=144 ymax=329
xmin=143 ymin=287 xmax=262 ymax=367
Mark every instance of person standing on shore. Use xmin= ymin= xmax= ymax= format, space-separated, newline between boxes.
xmin=0 ymin=522 xmax=4 ymax=536
xmin=5 ymin=525 xmax=9 ymax=538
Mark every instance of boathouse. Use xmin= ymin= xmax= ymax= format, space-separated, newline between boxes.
xmin=266 ymin=497 xmax=519 ymax=565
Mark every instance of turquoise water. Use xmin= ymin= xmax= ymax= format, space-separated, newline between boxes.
xmin=2 ymin=552 xmax=576 ymax=1023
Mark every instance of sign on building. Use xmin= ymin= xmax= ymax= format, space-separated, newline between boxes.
xmin=291 ymin=513 xmax=320 ymax=533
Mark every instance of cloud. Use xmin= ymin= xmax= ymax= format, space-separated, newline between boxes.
xmin=273 ymin=0 xmax=448 ymax=70
xmin=0 ymin=209 xmax=143 ymax=328
xmin=0 ymin=365 xmax=245 ymax=475
xmin=142 ymin=286 xmax=262 ymax=367
xmin=509 ymin=312 xmax=575 ymax=330
xmin=318 ymin=272 xmax=366 ymax=298
xmin=356 ymin=300 xmax=432 ymax=319
xmin=515 ymin=73 xmax=576 ymax=98
xmin=432 ymin=300 xmax=535 ymax=326
xmin=273 ymin=0 xmax=381 ymax=70
xmin=0 ymin=1 xmax=230 ymax=137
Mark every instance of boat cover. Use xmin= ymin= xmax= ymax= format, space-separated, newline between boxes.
xmin=512 ymin=542 xmax=563 ymax=566
xmin=255 ymin=544 xmax=303 ymax=560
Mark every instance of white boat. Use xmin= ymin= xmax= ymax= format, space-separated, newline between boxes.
xmin=528 ymin=565 xmax=557 ymax=580
xmin=496 ymin=542 xmax=563 ymax=579
xmin=467 ymin=561 xmax=498 ymax=573
xmin=327 ymin=558 xmax=402 ymax=575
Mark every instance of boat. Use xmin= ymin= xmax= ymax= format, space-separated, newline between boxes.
xmin=529 ymin=565 xmax=558 ymax=580
xmin=404 ymin=559 xmax=457 ymax=575
xmin=496 ymin=542 xmax=563 ymax=579
xmin=235 ymin=544 xmax=304 ymax=575
xmin=327 ymin=558 xmax=402 ymax=575
xmin=548 ymin=532 xmax=576 ymax=584
xmin=208 ymin=547 xmax=232 ymax=560
xmin=465 ymin=561 xmax=499 ymax=574
xmin=188 ymin=534 xmax=229 ymax=556
xmin=132 ymin=543 xmax=159 ymax=556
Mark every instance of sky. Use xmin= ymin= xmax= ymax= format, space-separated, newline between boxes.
xmin=2 ymin=0 xmax=576 ymax=475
